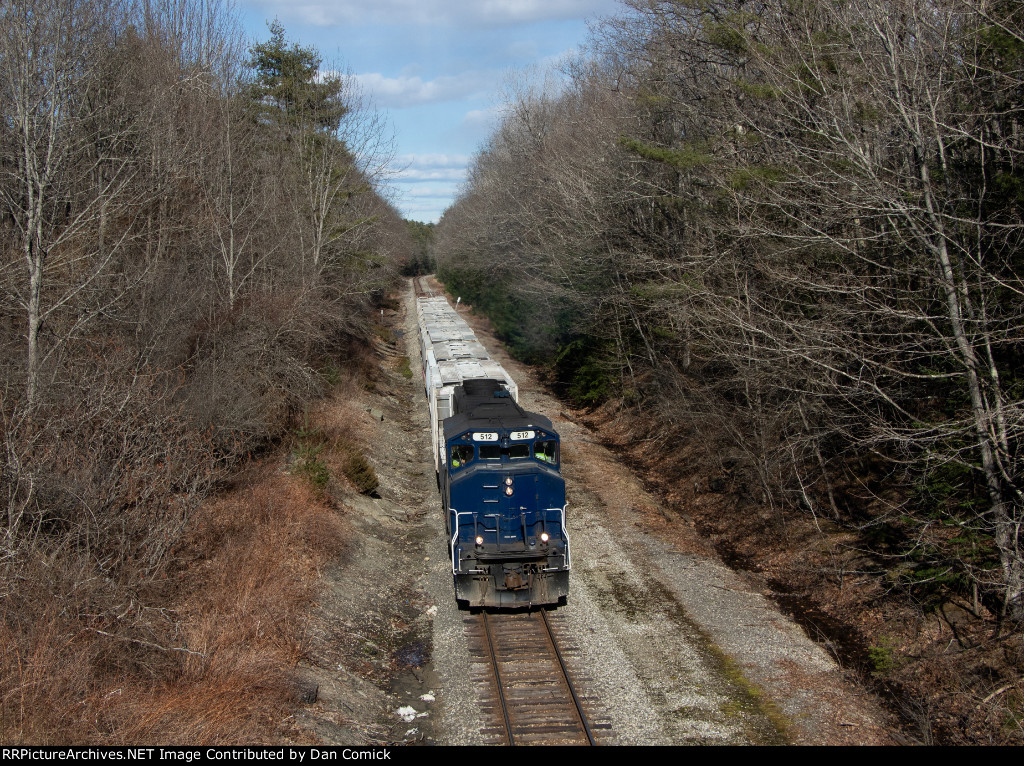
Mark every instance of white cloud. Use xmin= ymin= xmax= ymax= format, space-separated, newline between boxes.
xmin=461 ymin=106 xmax=501 ymax=132
xmin=399 ymin=197 xmax=448 ymax=223
xmin=395 ymin=154 xmax=470 ymax=183
xmin=245 ymin=0 xmax=619 ymax=28
xmin=398 ymin=167 xmax=467 ymax=182
xmin=397 ymin=154 xmax=471 ymax=170
xmin=404 ymin=184 xmax=459 ymax=198
xmin=388 ymin=155 xmax=468 ymax=220
xmin=403 ymin=197 xmax=448 ymax=210
xmin=352 ymin=71 xmax=496 ymax=108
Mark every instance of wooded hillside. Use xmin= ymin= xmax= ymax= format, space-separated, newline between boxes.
xmin=436 ymin=0 xmax=1024 ymax=742
xmin=0 ymin=0 xmax=412 ymax=742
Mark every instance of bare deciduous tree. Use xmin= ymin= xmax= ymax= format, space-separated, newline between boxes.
xmin=0 ymin=0 xmax=137 ymax=406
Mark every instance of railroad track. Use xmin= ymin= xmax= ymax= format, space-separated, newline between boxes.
xmin=466 ymin=609 xmax=609 ymax=745
xmin=413 ymin=275 xmax=437 ymax=298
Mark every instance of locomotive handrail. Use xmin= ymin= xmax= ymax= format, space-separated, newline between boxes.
xmin=448 ymin=507 xmax=569 ymax=575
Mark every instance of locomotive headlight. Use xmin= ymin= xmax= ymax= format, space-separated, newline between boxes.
xmin=540 ymin=532 xmax=550 ymax=543
xmin=475 ymin=536 xmax=484 ymax=546
xmin=505 ymin=486 xmax=514 ymax=496
xmin=504 ymin=477 xmax=513 ymax=486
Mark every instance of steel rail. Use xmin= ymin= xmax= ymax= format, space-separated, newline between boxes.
xmin=482 ymin=611 xmax=515 ymax=746
xmin=539 ymin=609 xmax=596 ymax=746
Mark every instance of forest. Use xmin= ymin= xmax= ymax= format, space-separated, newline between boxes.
xmin=0 ymin=0 xmax=414 ymax=742
xmin=4 ymin=0 xmax=1024 ymax=746
xmin=436 ymin=0 xmax=1024 ymax=741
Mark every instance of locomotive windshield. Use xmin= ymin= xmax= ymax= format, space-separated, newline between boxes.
xmin=509 ymin=444 xmax=529 ymax=459
xmin=451 ymin=435 xmax=559 ymax=465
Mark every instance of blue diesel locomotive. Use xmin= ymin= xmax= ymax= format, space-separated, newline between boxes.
xmin=417 ymin=296 xmax=570 ymax=608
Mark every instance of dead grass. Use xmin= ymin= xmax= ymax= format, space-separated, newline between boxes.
xmin=0 ymin=463 xmax=347 ymax=745
xmin=305 ymin=389 xmax=380 ymax=497
xmin=0 ymin=606 xmax=100 ymax=744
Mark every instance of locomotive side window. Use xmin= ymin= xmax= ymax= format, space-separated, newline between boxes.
xmin=479 ymin=445 xmax=501 ymax=460
xmin=450 ymin=444 xmax=474 ymax=469
xmin=534 ymin=440 xmax=559 ymax=465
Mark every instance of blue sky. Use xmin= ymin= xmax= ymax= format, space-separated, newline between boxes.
xmin=237 ymin=1 xmax=620 ymax=223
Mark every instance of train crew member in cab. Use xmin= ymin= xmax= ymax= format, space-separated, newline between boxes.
xmin=534 ymin=440 xmax=557 ymax=464
xmin=451 ymin=444 xmax=473 ymax=469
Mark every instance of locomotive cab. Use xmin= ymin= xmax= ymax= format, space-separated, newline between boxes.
xmin=442 ymin=379 xmax=570 ymax=607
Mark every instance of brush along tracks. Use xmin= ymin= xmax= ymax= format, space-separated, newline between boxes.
xmin=465 ymin=609 xmax=610 ymax=745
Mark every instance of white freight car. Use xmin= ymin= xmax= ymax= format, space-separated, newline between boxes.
xmin=416 ymin=296 xmax=519 ymax=476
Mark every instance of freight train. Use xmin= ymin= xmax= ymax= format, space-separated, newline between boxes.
xmin=416 ymin=294 xmax=570 ymax=608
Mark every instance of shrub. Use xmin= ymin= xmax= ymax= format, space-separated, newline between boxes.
xmin=342 ymin=447 xmax=378 ymax=495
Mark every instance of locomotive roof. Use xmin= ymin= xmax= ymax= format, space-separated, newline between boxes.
xmin=443 ymin=379 xmax=554 ymax=439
